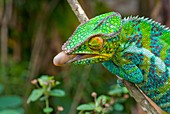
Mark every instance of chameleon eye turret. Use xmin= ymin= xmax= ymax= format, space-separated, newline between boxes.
xmin=61 ymin=12 xmax=122 ymax=53
xmin=88 ymin=36 xmax=103 ymax=50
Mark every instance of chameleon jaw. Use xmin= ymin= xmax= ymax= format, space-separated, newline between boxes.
xmin=66 ymin=54 xmax=98 ymax=64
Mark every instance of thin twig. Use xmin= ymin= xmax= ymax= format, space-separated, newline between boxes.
xmin=123 ymin=80 xmax=160 ymax=114
xmin=67 ymin=0 xmax=160 ymax=113
xmin=67 ymin=0 xmax=88 ymax=23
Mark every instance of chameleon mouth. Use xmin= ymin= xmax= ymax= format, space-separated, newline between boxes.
xmin=53 ymin=51 xmax=97 ymax=66
xmin=66 ymin=54 xmax=97 ymax=63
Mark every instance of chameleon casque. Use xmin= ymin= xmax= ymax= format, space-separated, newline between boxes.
xmin=53 ymin=12 xmax=170 ymax=112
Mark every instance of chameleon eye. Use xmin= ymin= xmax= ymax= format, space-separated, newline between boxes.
xmin=88 ymin=36 xmax=103 ymax=50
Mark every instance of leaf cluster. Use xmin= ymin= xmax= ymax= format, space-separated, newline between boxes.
xmin=27 ymin=75 xmax=65 ymax=114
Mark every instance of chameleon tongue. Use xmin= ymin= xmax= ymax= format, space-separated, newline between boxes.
xmin=53 ymin=51 xmax=76 ymax=66
xmin=53 ymin=52 xmax=96 ymax=66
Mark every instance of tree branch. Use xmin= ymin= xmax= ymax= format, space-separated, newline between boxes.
xmin=67 ymin=0 xmax=161 ymax=114
xmin=67 ymin=0 xmax=88 ymax=23
xmin=123 ymin=80 xmax=161 ymax=114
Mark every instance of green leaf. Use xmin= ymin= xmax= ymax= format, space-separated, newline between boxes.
xmin=37 ymin=79 xmax=45 ymax=87
xmin=95 ymin=106 xmax=102 ymax=112
xmin=122 ymin=87 xmax=129 ymax=93
xmin=96 ymin=95 xmax=110 ymax=106
xmin=85 ymin=112 xmax=91 ymax=114
xmin=55 ymin=81 xmax=60 ymax=85
xmin=0 ymin=109 xmax=21 ymax=114
xmin=38 ymin=75 xmax=55 ymax=87
xmin=50 ymin=89 xmax=65 ymax=97
xmin=27 ymin=89 xmax=44 ymax=103
xmin=38 ymin=75 xmax=50 ymax=86
xmin=108 ymin=88 xmax=123 ymax=96
xmin=43 ymin=107 xmax=53 ymax=113
xmin=40 ymin=75 xmax=54 ymax=82
xmin=77 ymin=103 xmax=95 ymax=111
xmin=0 ymin=96 xmax=22 ymax=109
xmin=114 ymin=103 xmax=124 ymax=111
xmin=109 ymin=85 xmax=129 ymax=96
xmin=40 ymin=75 xmax=50 ymax=80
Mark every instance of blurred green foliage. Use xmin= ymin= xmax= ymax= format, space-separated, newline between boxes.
xmin=0 ymin=0 xmax=169 ymax=114
xmin=77 ymin=87 xmax=129 ymax=114
xmin=0 ymin=84 xmax=24 ymax=114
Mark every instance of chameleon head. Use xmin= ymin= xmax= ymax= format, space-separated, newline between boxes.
xmin=53 ymin=12 xmax=122 ymax=66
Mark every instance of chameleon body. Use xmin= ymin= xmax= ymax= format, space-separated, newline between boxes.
xmin=54 ymin=12 xmax=170 ymax=112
